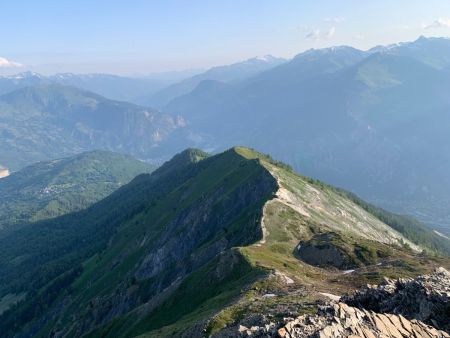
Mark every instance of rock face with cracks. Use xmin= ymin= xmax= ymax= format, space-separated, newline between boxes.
xmin=278 ymin=302 xmax=449 ymax=338
xmin=230 ymin=302 xmax=449 ymax=338
xmin=225 ymin=268 xmax=450 ymax=338
xmin=342 ymin=267 xmax=450 ymax=332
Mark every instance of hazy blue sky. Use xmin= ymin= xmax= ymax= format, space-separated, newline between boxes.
xmin=1 ymin=0 xmax=450 ymax=75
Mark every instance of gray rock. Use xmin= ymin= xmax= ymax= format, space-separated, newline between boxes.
xmin=217 ymin=268 xmax=450 ymax=338
xmin=342 ymin=267 xmax=450 ymax=332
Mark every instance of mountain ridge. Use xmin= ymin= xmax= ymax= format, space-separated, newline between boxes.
xmin=0 ymin=71 xmax=178 ymax=103
xmin=0 ymin=146 xmax=448 ymax=337
xmin=144 ymin=55 xmax=286 ymax=108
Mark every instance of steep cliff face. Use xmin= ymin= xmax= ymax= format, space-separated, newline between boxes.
xmin=1 ymin=148 xmax=278 ymax=337
xmin=75 ymin=156 xmax=276 ymax=337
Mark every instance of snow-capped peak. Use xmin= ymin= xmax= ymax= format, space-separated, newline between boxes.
xmin=2 ymin=71 xmax=44 ymax=80
xmin=254 ymin=55 xmax=277 ymax=62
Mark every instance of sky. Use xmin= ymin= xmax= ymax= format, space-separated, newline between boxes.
xmin=1 ymin=0 xmax=450 ymax=76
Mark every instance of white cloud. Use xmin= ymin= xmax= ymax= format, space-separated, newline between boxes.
xmin=326 ymin=26 xmax=336 ymax=38
xmin=0 ymin=57 xmax=23 ymax=68
xmin=423 ymin=18 xmax=450 ymax=29
xmin=323 ymin=17 xmax=345 ymax=24
xmin=305 ymin=29 xmax=321 ymax=40
xmin=304 ymin=16 xmax=342 ymax=41
xmin=305 ymin=27 xmax=336 ymax=40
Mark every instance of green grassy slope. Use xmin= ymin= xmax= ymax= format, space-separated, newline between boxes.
xmin=334 ymin=188 xmax=450 ymax=256
xmin=0 ymin=150 xmax=155 ymax=232
xmin=236 ymin=147 xmax=450 ymax=256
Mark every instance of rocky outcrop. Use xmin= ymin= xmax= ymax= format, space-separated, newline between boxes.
xmin=221 ymin=268 xmax=450 ymax=338
xmin=342 ymin=267 xmax=450 ymax=332
xmin=297 ymin=242 xmax=351 ymax=270
xmin=296 ymin=233 xmax=356 ymax=270
xmin=233 ymin=303 xmax=449 ymax=338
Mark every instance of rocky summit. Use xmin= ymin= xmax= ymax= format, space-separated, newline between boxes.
xmin=275 ymin=302 xmax=449 ymax=338
xmin=224 ymin=268 xmax=450 ymax=338
xmin=342 ymin=267 xmax=450 ymax=332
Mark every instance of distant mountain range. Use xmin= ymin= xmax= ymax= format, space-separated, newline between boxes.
xmin=0 ymin=72 xmax=173 ymax=103
xmin=2 ymin=39 xmax=450 ymax=234
xmin=0 ymin=147 xmax=447 ymax=337
xmin=0 ymin=150 xmax=154 ymax=233
xmin=0 ymin=55 xmax=285 ymax=106
xmin=162 ymin=37 xmax=450 ymax=234
xmin=0 ymin=84 xmax=192 ymax=170
xmin=0 ymin=55 xmax=287 ymax=171
xmin=141 ymin=55 xmax=286 ymax=108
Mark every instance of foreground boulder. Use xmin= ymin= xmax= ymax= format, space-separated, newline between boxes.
xmin=223 ymin=268 xmax=450 ymax=338
xmin=277 ymin=302 xmax=449 ymax=338
xmin=232 ymin=303 xmax=449 ymax=338
xmin=342 ymin=267 xmax=450 ymax=332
